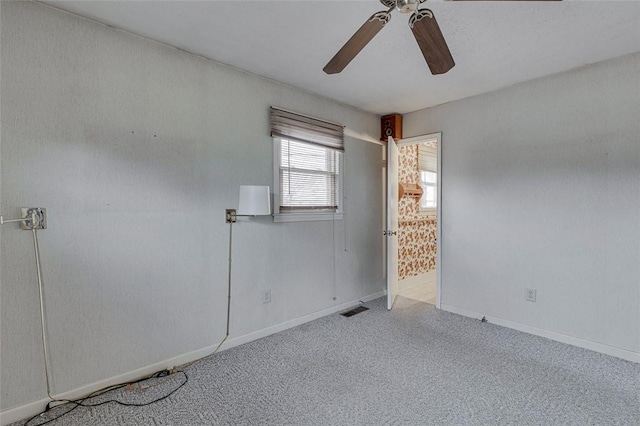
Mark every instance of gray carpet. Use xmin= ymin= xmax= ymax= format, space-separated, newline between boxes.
xmin=16 ymin=297 xmax=640 ymax=425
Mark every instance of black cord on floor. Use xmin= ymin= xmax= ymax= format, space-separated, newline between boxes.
xmin=23 ymin=369 xmax=188 ymax=426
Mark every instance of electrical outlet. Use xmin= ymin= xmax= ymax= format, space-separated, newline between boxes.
xmin=262 ymin=289 xmax=271 ymax=304
xmin=526 ymin=288 xmax=537 ymax=302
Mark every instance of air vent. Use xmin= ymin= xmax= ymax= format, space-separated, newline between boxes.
xmin=341 ymin=306 xmax=369 ymax=317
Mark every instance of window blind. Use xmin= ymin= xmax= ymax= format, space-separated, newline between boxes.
xmin=270 ymin=107 xmax=344 ymax=152
xmin=279 ymin=139 xmax=339 ymax=210
xmin=418 ymin=144 xmax=437 ymax=173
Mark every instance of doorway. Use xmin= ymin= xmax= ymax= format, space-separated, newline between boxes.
xmin=388 ymin=133 xmax=441 ymax=309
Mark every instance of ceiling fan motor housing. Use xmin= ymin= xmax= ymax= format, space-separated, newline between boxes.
xmin=397 ymin=0 xmax=420 ymax=14
xmin=380 ymin=0 xmax=424 ymax=14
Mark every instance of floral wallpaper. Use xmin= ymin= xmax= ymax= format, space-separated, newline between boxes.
xmin=398 ymin=143 xmax=437 ymax=280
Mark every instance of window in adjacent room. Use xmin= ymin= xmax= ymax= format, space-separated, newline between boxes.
xmin=418 ymin=143 xmax=437 ymax=215
xmin=270 ymin=107 xmax=344 ymax=222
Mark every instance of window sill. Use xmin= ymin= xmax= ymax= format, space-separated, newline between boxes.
xmin=273 ymin=212 xmax=343 ymax=223
xmin=418 ymin=209 xmax=437 ymax=217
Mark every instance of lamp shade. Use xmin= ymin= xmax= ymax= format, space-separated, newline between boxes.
xmin=238 ymin=185 xmax=271 ymax=216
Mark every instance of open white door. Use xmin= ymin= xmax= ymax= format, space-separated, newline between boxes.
xmin=386 ymin=136 xmax=399 ymax=310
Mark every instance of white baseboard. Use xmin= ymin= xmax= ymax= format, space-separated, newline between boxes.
xmin=220 ymin=291 xmax=385 ymax=351
xmin=0 ymin=291 xmax=385 ymax=426
xmin=0 ymin=342 xmax=224 ymax=426
xmin=0 ymin=398 xmax=50 ymax=426
xmin=440 ymin=304 xmax=640 ymax=364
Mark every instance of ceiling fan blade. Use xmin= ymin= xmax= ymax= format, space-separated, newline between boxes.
xmin=323 ymin=11 xmax=391 ymax=74
xmin=409 ymin=9 xmax=455 ymax=75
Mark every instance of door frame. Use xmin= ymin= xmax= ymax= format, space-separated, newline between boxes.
xmin=386 ymin=136 xmax=400 ymax=310
xmin=395 ymin=132 xmax=442 ymax=309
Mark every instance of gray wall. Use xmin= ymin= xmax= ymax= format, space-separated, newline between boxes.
xmin=404 ymin=53 xmax=640 ymax=356
xmin=0 ymin=1 xmax=383 ymax=411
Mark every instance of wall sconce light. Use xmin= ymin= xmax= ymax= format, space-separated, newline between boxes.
xmin=221 ymin=185 xmax=271 ymax=342
xmin=226 ymin=185 xmax=271 ymax=223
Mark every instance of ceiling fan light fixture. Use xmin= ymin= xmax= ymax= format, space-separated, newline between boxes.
xmin=396 ymin=0 xmax=420 ymax=14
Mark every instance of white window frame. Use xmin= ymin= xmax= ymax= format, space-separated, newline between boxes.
xmin=272 ymin=137 xmax=344 ymax=223
xmin=419 ymin=170 xmax=437 ymax=216
xmin=417 ymin=141 xmax=438 ymax=217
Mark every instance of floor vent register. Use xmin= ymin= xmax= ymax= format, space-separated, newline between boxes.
xmin=341 ymin=306 xmax=369 ymax=317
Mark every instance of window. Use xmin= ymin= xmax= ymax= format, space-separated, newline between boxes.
xmin=420 ymin=171 xmax=437 ymax=210
xmin=418 ymin=143 xmax=437 ymax=215
xmin=270 ymin=107 xmax=344 ymax=222
xmin=279 ymin=139 xmax=340 ymax=210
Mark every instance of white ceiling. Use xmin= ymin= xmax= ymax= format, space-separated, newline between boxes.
xmin=43 ymin=0 xmax=640 ymax=115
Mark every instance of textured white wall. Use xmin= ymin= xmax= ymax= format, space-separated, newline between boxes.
xmin=404 ymin=53 xmax=640 ymax=356
xmin=0 ymin=1 xmax=383 ymax=411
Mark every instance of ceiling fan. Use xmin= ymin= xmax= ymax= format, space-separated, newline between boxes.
xmin=323 ymin=0 xmax=560 ymax=76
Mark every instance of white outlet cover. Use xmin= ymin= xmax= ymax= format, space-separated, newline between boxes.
xmin=526 ymin=288 xmax=537 ymax=302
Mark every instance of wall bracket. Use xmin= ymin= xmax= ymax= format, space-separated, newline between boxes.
xmin=225 ymin=209 xmax=237 ymax=223
xmin=0 ymin=207 xmax=47 ymax=230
